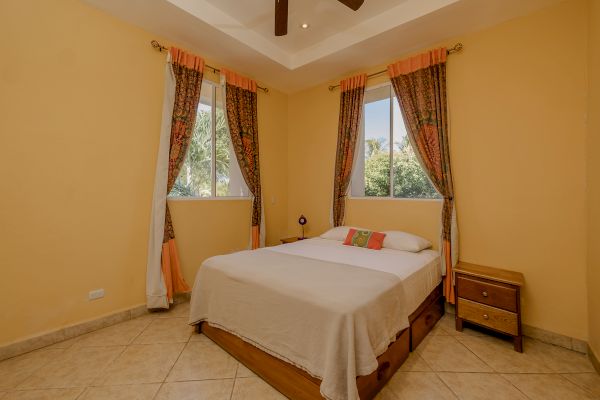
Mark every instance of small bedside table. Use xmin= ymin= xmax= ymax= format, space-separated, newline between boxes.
xmin=454 ymin=262 xmax=525 ymax=352
xmin=280 ymin=237 xmax=308 ymax=244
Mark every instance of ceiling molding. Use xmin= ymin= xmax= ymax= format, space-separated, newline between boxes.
xmin=166 ymin=0 xmax=292 ymax=67
xmin=166 ymin=0 xmax=461 ymax=70
xmin=84 ymin=0 xmax=563 ymax=93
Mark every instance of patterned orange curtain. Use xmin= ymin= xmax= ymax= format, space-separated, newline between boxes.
xmin=161 ymin=47 xmax=205 ymax=301
xmin=332 ymin=74 xmax=367 ymax=227
xmin=221 ymin=69 xmax=263 ymax=249
xmin=388 ymin=48 xmax=458 ymax=303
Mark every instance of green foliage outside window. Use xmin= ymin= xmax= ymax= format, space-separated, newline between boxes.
xmin=170 ymin=107 xmax=233 ymax=197
xmin=364 ymin=137 xmax=439 ymax=199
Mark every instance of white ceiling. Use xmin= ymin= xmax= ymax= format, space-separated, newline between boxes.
xmin=84 ymin=0 xmax=562 ymax=93
xmin=202 ymin=0 xmax=411 ymax=54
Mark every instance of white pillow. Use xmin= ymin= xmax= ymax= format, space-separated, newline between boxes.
xmin=320 ymin=226 xmax=367 ymax=241
xmin=382 ymin=231 xmax=431 ymax=252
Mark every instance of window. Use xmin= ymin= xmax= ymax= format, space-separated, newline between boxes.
xmin=169 ymin=81 xmax=248 ymax=198
xmin=351 ymin=84 xmax=440 ymax=199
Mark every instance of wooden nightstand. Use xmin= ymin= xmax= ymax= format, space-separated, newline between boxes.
xmin=454 ymin=262 xmax=525 ymax=352
xmin=280 ymin=237 xmax=308 ymax=244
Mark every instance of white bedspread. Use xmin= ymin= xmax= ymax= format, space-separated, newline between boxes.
xmin=270 ymin=238 xmax=441 ymax=314
xmin=189 ymin=239 xmax=441 ymax=400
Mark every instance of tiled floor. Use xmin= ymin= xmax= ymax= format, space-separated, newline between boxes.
xmin=1 ymin=303 xmax=599 ymax=399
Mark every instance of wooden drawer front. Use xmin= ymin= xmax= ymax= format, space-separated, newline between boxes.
xmin=457 ymin=298 xmax=518 ymax=336
xmin=410 ymin=296 xmax=443 ymax=351
xmin=357 ymin=329 xmax=409 ymax=400
xmin=456 ymin=275 xmax=517 ymax=312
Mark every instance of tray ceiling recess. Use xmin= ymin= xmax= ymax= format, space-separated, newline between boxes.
xmin=84 ymin=0 xmax=563 ymax=92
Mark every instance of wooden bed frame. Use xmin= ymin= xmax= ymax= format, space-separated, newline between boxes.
xmin=195 ymin=282 xmax=444 ymax=400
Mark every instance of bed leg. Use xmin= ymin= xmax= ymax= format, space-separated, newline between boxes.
xmin=195 ymin=322 xmax=203 ymax=334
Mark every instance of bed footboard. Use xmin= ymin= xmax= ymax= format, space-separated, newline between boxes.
xmin=197 ymin=322 xmax=410 ymax=400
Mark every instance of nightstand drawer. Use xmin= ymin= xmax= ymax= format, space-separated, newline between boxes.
xmin=457 ymin=298 xmax=518 ymax=335
xmin=456 ymin=275 xmax=517 ymax=312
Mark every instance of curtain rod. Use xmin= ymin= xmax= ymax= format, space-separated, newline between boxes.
xmin=151 ymin=40 xmax=269 ymax=93
xmin=327 ymin=42 xmax=463 ymax=92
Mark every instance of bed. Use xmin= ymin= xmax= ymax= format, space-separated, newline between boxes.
xmin=189 ymin=237 xmax=443 ymax=400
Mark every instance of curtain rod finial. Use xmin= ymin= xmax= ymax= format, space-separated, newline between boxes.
xmin=448 ymin=43 xmax=463 ymax=54
xmin=150 ymin=40 xmax=168 ymax=52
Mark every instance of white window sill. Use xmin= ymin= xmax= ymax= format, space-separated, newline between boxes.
xmin=167 ymin=196 xmax=252 ymax=201
xmin=348 ymin=196 xmax=442 ymax=202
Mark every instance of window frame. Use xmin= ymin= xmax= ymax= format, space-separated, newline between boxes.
xmin=349 ymin=82 xmax=441 ymax=202
xmin=168 ymin=79 xmax=251 ymax=201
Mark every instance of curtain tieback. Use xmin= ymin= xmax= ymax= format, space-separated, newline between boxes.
xmin=444 ymin=196 xmax=453 ymax=201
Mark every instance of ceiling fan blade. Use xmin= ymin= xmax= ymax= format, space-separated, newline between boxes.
xmin=337 ymin=0 xmax=364 ymax=11
xmin=275 ymin=0 xmax=288 ymax=36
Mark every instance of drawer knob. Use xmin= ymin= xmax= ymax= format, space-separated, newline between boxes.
xmin=482 ymin=291 xmax=488 ymax=297
xmin=483 ymin=314 xmax=489 ymax=320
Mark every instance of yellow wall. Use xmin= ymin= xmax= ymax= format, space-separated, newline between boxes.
xmin=587 ymin=0 xmax=600 ymax=357
xmin=288 ymin=0 xmax=589 ymax=340
xmin=0 ymin=0 xmax=161 ymax=346
xmin=346 ymin=200 xmax=442 ymax=250
xmin=0 ymin=0 xmax=288 ymax=346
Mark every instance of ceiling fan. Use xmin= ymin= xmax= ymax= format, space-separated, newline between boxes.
xmin=275 ymin=0 xmax=365 ymax=36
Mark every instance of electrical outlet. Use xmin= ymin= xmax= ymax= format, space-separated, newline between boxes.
xmin=88 ymin=289 xmax=105 ymax=301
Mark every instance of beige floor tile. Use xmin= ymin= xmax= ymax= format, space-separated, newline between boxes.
xmin=525 ymin=339 xmax=596 ymax=373
xmin=74 ymin=318 xmax=153 ymax=348
xmin=156 ymin=303 xmax=190 ymax=319
xmin=438 ymin=372 xmax=528 ymax=400
xmin=18 ymin=346 xmax=124 ymax=389
xmin=384 ymin=372 xmax=457 ymax=399
xmin=166 ymin=341 xmax=237 ymax=382
xmin=95 ymin=343 xmax=184 ymax=386
xmin=429 ymin=323 xmax=450 ymax=336
xmin=2 ymin=388 xmax=83 ymax=400
xmin=373 ymin=386 xmax=397 ymax=400
xmin=456 ymin=335 xmax=552 ymax=373
xmin=436 ymin=315 xmax=487 ymax=337
xmin=231 ymin=377 xmax=286 ymax=400
xmin=189 ymin=333 xmax=210 ymax=343
xmin=0 ymin=349 xmax=64 ymax=390
xmin=502 ymin=373 xmax=596 ymax=400
xmin=236 ymin=363 xmax=256 ymax=378
xmin=79 ymin=383 xmax=160 ymax=399
xmin=133 ymin=318 xmax=193 ymax=344
xmin=133 ymin=313 xmax=158 ymax=321
xmin=155 ymin=380 xmax=234 ymax=400
xmin=562 ymin=373 xmax=600 ymax=397
xmin=398 ymin=353 xmax=431 ymax=372
xmin=415 ymin=336 xmax=492 ymax=372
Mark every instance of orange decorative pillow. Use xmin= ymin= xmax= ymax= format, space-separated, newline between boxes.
xmin=343 ymin=229 xmax=386 ymax=250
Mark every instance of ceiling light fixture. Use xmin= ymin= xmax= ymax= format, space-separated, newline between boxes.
xmin=301 ymin=23 xmax=309 ymax=29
